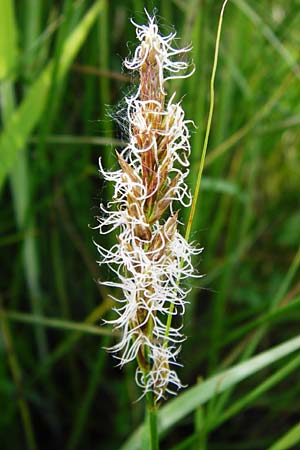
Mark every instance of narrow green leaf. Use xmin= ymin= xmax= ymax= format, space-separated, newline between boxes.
xmin=211 ymin=354 xmax=300 ymax=429
xmin=268 ymin=423 xmax=300 ymax=450
xmin=120 ymin=334 xmax=300 ymax=450
xmin=0 ymin=310 xmax=115 ymax=337
xmin=0 ymin=0 xmax=18 ymax=80
xmin=0 ymin=0 xmax=105 ymax=190
xmin=233 ymin=0 xmax=300 ymax=76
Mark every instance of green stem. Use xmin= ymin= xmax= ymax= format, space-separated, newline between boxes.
xmin=145 ymin=392 xmax=159 ymax=450
xmin=142 ymin=323 xmax=159 ymax=449
xmin=185 ymin=0 xmax=229 ymax=242
xmin=164 ymin=0 xmax=230 ymax=348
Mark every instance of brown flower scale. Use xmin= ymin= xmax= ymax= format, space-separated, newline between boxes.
xmin=96 ymin=13 xmax=199 ymax=401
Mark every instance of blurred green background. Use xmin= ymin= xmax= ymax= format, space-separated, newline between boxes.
xmin=0 ymin=0 xmax=300 ymax=449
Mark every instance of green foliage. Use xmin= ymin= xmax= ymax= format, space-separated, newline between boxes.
xmin=0 ymin=0 xmax=18 ymax=80
xmin=0 ymin=1 xmax=299 ymax=449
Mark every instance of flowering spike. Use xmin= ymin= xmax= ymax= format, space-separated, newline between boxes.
xmin=95 ymin=12 xmax=201 ymax=402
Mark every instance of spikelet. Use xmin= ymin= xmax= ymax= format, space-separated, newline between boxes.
xmin=95 ymin=11 xmax=201 ymax=402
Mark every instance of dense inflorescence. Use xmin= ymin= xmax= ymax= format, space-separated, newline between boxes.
xmin=95 ymin=12 xmax=200 ymax=401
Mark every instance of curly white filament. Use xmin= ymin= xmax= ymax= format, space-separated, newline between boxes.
xmin=95 ymin=12 xmax=201 ymax=401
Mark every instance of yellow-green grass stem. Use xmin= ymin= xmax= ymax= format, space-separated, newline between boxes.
xmin=164 ymin=0 xmax=229 ymax=348
xmin=144 ymin=391 xmax=159 ymax=450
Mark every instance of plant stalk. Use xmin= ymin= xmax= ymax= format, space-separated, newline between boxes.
xmin=145 ymin=391 xmax=159 ymax=450
xmin=164 ymin=0 xmax=229 ymax=349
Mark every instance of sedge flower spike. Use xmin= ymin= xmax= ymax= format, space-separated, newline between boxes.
xmin=95 ymin=12 xmax=201 ymax=402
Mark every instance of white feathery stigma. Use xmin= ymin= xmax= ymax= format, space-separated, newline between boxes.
xmin=95 ymin=11 xmax=201 ymax=402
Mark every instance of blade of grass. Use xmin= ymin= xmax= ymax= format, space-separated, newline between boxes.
xmin=210 ymin=353 xmax=300 ymax=430
xmin=170 ymin=434 xmax=198 ymax=450
xmin=199 ymin=176 xmax=247 ymax=202
xmin=143 ymin=392 xmax=159 ymax=450
xmin=0 ymin=0 xmax=48 ymax=360
xmin=3 ymin=301 xmax=115 ymax=427
xmin=23 ymin=0 xmax=42 ymax=81
xmin=193 ymin=378 xmax=207 ymax=450
xmin=185 ymin=0 xmax=229 ymax=241
xmin=243 ymin=245 xmax=300 ymax=360
xmin=233 ymin=0 xmax=300 ymax=77
xmin=204 ymin=7 xmax=249 ymax=259
xmin=208 ymin=246 xmax=300 ymax=426
xmin=19 ymin=0 xmax=46 ymax=355
xmin=0 ymin=309 xmax=115 ymax=337
xmin=202 ymin=218 xmax=268 ymax=287
xmin=0 ymin=0 xmax=18 ymax=80
xmin=258 ymin=114 xmax=300 ymax=133
xmin=270 ymin=247 xmax=300 ymax=310
xmin=120 ymin=333 xmax=300 ymax=450
xmin=221 ymin=296 xmax=300 ymax=347
xmin=29 ymin=299 xmax=113 ymax=384
xmin=35 ymin=0 xmax=76 ymax=173
xmin=166 ymin=0 xmax=230 ymax=349
xmin=204 ymin=71 xmax=295 ymax=167
xmin=207 ymin=150 xmax=245 ymax=370
xmin=267 ymin=423 xmax=300 ymax=450
xmin=0 ymin=0 xmax=106 ymax=190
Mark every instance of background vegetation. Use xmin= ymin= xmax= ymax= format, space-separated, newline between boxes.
xmin=0 ymin=0 xmax=300 ymax=449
